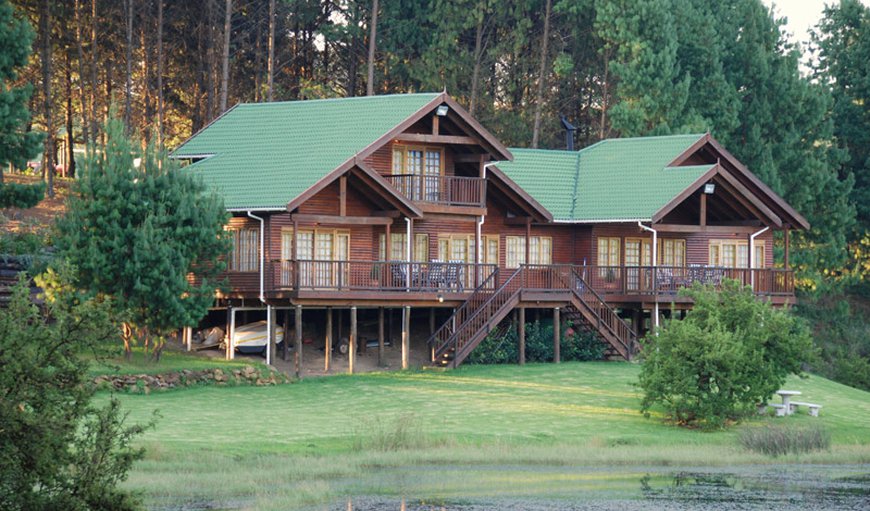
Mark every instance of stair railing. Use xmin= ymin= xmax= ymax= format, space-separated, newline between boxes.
xmin=569 ymin=266 xmax=638 ymax=358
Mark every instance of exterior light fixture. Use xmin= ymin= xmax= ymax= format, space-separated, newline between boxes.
xmin=436 ymin=105 xmax=449 ymax=116
xmin=437 ymin=293 xmax=444 ymax=303
xmin=704 ymin=183 xmax=715 ymax=194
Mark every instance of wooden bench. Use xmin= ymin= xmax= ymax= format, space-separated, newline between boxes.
xmin=789 ymin=401 xmax=822 ymax=417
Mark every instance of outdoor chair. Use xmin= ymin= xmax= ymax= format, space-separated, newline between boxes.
xmin=426 ymin=261 xmax=444 ymax=290
xmin=443 ymin=261 xmax=464 ymax=290
xmin=391 ymin=263 xmax=408 ymax=287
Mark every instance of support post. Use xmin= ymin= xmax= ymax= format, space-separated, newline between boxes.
xmin=784 ymin=228 xmax=790 ymax=269
xmin=184 ymin=326 xmax=192 ymax=352
xmin=282 ymin=308 xmax=291 ymax=361
xmin=348 ymin=306 xmax=357 ymax=374
xmin=700 ymin=192 xmax=707 ymax=227
xmin=325 ymin=307 xmax=333 ymax=372
xmin=294 ymin=305 xmax=302 ymax=379
xmin=227 ymin=306 xmax=236 ymax=360
xmin=429 ymin=307 xmax=436 ymax=362
xmin=267 ymin=305 xmax=274 ymax=366
xmin=518 ymin=307 xmax=526 ymax=365
xmin=401 ymin=306 xmax=410 ymax=369
xmin=553 ymin=307 xmax=560 ymax=364
xmin=378 ymin=307 xmax=385 ymax=367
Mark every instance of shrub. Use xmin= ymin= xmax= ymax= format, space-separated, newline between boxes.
xmin=351 ymin=414 xmax=450 ymax=451
xmin=465 ymin=319 xmax=606 ymax=365
xmin=739 ymin=424 xmax=831 ymax=457
xmin=0 ymin=181 xmax=45 ymax=209
xmin=638 ymin=279 xmax=814 ymax=428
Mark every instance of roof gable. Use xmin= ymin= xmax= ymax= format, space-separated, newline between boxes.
xmin=172 ymin=93 xmax=441 ymax=210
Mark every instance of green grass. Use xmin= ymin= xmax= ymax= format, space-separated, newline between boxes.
xmin=109 ymin=363 xmax=870 ymax=508
xmin=87 ymin=347 xmax=254 ymax=377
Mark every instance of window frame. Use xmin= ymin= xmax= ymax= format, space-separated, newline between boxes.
xmin=505 ymin=235 xmax=552 ymax=268
xmin=708 ymin=239 xmax=765 ymax=268
xmin=227 ymin=227 xmax=259 ymax=272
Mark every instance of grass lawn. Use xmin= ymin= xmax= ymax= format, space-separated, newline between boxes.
xmin=111 ymin=363 xmax=870 ymax=509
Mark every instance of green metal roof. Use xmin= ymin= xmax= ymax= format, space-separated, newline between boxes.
xmin=499 ymin=134 xmax=713 ymax=222
xmin=172 ymin=93 xmax=441 ymax=210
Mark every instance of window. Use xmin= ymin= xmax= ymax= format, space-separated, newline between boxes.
xmin=597 ymin=237 xmax=620 ymax=267
xmin=438 ymin=234 xmax=499 ymax=264
xmin=392 ymin=145 xmax=443 ymax=200
xmin=658 ymin=239 xmax=686 ymax=267
xmin=625 ymin=238 xmax=652 ymax=266
xmin=379 ymin=233 xmax=429 ymax=262
xmin=283 ymin=228 xmax=350 ymax=287
xmin=505 ymin=236 xmax=552 ymax=268
xmin=228 ymin=227 xmax=258 ymax=272
xmin=708 ymin=239 xmax=765 ymax=268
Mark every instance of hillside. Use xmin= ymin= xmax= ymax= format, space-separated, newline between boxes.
xmin=111 ymin=362 xmax=870 ymax=509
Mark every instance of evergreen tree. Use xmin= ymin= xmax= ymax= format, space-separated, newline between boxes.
xmin=812 ymin=0 xmax=870 ymax=234
xmin=0 ymin=0 xmax=42 ymax=184
xmin=55 ymin=117 xmax=230 ymax=361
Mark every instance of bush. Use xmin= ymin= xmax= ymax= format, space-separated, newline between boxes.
xmin=0 ymin=276 xmax=149 ymax=510
xmin=0 ymin=181 xmax=45 ymax=209
xmin=638 ymin=279 xmax=814 ymax=428
xmin=465 ymin=319 xmax=606 ymax=365
xmin=739 ymin=424 xmax=831 ymax=457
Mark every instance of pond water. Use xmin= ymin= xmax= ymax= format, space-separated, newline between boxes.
xmin=312 ymin=464 xmax=870 ymax=511
xmin=148 ymin=464 xmax=870 ymax=511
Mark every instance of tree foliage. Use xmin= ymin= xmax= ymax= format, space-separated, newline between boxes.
xmin=638 ymin=280 xmax=813 ymax=428
xmin=0 ymin=275 xmax=147 ymax=511
xmin=55 ymin=116 xmax=230 ymax=361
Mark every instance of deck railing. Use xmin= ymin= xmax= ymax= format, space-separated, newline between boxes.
xmin=385 ymin=174 xmax=486 ymax=207
xmin=267 ymin=261 xmax=794 ymax=297
xmin=272 ymin=260 xmax=497 ymax=293
xmin=578 ymin=265 xmax=795 ymax=297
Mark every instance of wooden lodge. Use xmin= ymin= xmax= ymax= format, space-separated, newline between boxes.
xmin=172 ymin=92 xmax=807 ymax=371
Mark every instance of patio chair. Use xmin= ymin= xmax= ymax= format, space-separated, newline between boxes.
xmin=443 ymin=260 xmax=464 ymax=290
xmin=426 ymin=261 xmax=444 ymax=289
xmin=391 ymin=263 xmax=408 ymax=287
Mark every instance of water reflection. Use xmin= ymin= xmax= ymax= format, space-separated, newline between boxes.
xmin=326 ymin=465 xmax=869 ymax=511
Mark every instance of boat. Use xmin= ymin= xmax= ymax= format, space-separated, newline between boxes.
xmin=232 ymin=320 xmax=284 ymax=355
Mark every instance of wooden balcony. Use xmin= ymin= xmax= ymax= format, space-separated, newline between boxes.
xmin=266 ymin=261 xmax=794 ymax=300
xmin=384 ymin=174 xmax=486 ymax=208
xmin=573 ymin=265 xmax=795 ymax=298
xmin=270 ymin=260 xmax=497 ymax=294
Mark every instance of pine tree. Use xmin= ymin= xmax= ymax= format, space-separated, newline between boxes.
xmin=0 ymin=0 xmax=42 ymax=184
xmin=56 ymin=116 xmax=230 ymax=362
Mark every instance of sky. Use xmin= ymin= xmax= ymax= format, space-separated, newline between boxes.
xmin=764 ymin=0 xmax=870 ymax=51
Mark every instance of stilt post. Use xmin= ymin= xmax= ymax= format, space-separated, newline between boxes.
xmin=349 ymin=306 xmax=357 ymax=374
xmin=267 ymin=305 xmax=275 ymax=366
xmin=227 ymin=307 xmax=236 ymax=360
xmin=325 ymin=307 xmax=333 ymax=372
xmin=518 ymin=307 xmax=526 ymax=365
xmin=553 ymin=307 xmax=561 ymax=364
xmin=282 ymin=308 xmax=291 ymax=361
xmin=401 ymin=306 xmax=410 ymax=369
xmin=378 ymin=307 xmax=385 ymax=367
xmin=294 ymin=305 xmax=303 ymax=379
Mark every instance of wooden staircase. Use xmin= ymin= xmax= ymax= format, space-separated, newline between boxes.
xmin=427 ymin=265 xmax=638 ymax=368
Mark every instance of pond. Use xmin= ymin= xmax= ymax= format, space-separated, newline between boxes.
xmin=312 ymin=464 xmax=870 ymax=511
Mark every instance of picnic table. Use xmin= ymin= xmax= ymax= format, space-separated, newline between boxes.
xmin=777 ymin=390 xmax=801 ymax=415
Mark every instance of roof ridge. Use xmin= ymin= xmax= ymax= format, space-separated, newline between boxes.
xmin=569 ymin=151 xmax=582 ymax=219
xmin=233 ymin=92 xmax=442 ymax=108
xmin=596 ymin=133 xmax=706 ymax=143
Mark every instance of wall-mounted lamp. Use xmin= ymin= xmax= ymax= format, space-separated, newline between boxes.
xmin=704 ymin=183 xmax=716 ymax=194
xmin=437 ymin=293 xmax=444 ymax=303
xmin=436 ymin=105 xmax=449 ymax=117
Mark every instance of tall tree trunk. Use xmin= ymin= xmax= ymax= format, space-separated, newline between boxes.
xmin=366 ymin=0 xmax=379 ymax=96
xmin=124 ymin=0 xmax=134 ymax=132
xmin=65 ymin=53 xmax=76 ymax=179
xmin=205 ymin=0 xmax=216 ymax=120
xmin=90 ymin=0 xmax=99 ymax=144
xmin=267 ymin=0 xmax=275 ymax=101
xmin=74 ymin=0 xmax=89 ymax=147
xmin=157 ymin=0 xmax=164 ymax=145
xmin=40 ymin=0 xmax=54 ymax=198
xmin=599 ymin=49 xmax=610 ymax=140
xmin=140 ymin=5 xmax=151 ymax=144
xmin=469 ymin=5 xmax=486 ymax=116
xmin=531 ymin=0 xmax=552 ymax=148
xmin=219 ymin=0 xmax=232 ymax=112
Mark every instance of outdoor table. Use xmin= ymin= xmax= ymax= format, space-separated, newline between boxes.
xmin=777 ymin=390 xmax=801 ymax=415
